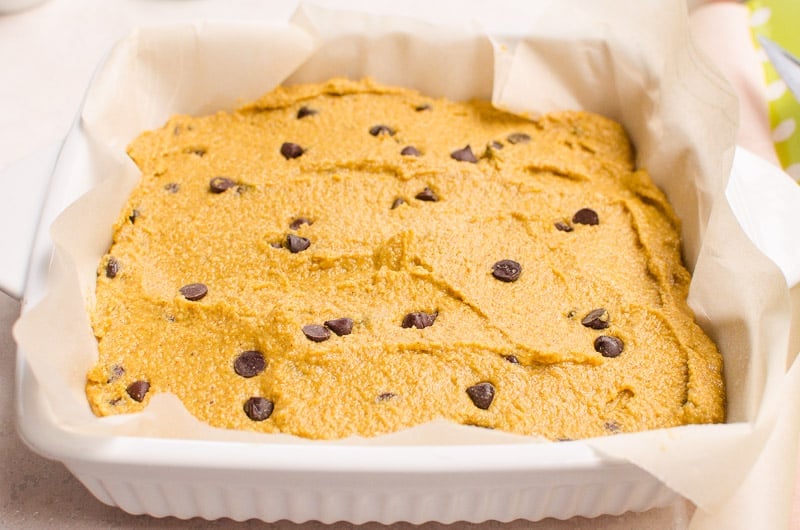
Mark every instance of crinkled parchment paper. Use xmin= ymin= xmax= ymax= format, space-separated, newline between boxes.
xmin=14 ymin=1 xmax=800 ymax=528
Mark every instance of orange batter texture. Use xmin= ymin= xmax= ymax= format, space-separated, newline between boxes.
xmin=86 ymin=78 xmax=725 ymax=440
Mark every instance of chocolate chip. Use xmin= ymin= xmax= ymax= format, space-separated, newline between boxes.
xmin=491 ymin=260 xmax=522 ymax=282
xmin=129 ymin=209 xmax=140 ymax=224
xmin=126 ymin=380 xmax=150 ymax=402
xmin=573 ymin=208 xmax=599 ymax=226
xmin=401 ymin=311 xmax=437 ymax=329
xmin=297 ymin=106 xmax=318 ymax=119
xmin=107 ymin=364 xmax=125 ymax=383
xmin=415 ymin=187 xmax=438 ymax=202
xmin=302 ymin=324 xmax=331 ymax=342
xmin=243 ymin=397 xmax=274 ymax=421
xmin=289 ymin=217 xmax=313 ymax=230
xmin=466 ymin=382 xmax=495 ymax=410
xmin=105 ymin=257 xmax=120 ymax=279
xmin=209 ymin=176 xmax=236 ymax=193
xmin=281 ymin=142 xmax=304 ymax=159
xmin=164 ymin=182 xmax=180 ymax=193
xmin=605 ymin=420 xmax=621 ymax=433
xmin=415 ymin=103 xmax=431 ymax=111
xmin=450 ymin=145 xmax=478 ymax=163
xmin=390 ymin=197 xmax=406 ymax=209
xmin=179 ymin=283 xmax=208 ymax=301
xmin=324 ymin=317 xmax=354 ymax=336
xmin=490 ymin=141 xmax=504 ymax=150
xmin=270 ymin=242 xmax=283 ymax=249
xmin=286 ymin=234 xmax=311 ymax=253
xmin=555 ymin=221 xmax=573 ymax=232
xmin=504 ymin=355 xmax=520 ymax=364
xmin=369 ymin=125 xmax=395 ymax=136
xmin=401 ymin=146 xmax=421 ymax=156
xmin=594 ymin=336 xmax=624 ymax=358
xmin=581 ymin=308 xmax=610 ymax=330
xmin=377 ymin=392 xmax=396 ymax=402
xmin=234 ymin=350 xmax=267 ymax=378
xmin=507 ymin=132 xmax=531 ymax=144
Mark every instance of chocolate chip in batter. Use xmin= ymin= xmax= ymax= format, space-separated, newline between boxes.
xmin=126 ymin=380 xmax=150 ymax=402
xmin=581 ymin=308 xmax=610 ymax=330
xmin=324 ymin=317 xmax=354 ymax=336
xmin=244 ymin=397 xmax=274 ymax=421
xmin=280 ymin=142 xmax=304 ymax=159
xmin=209 ymin=176 xmax=236 ymax=193
xmin=504 ymin=355 xmax=520 ymax=364
xmin=286 ymin=234 xmax=311 ymax=253
xmin=415 ymin=103 xmax=432 ymax=111
xmin=234 ymin=350 xmax=267 ymax=378
xmin=572 ymin=208 xmax=599 ymax=226
xmin=297 ymin=106 xmax=318 ymax=119
xmin=401 ymin=311 xmax=437 ymax=329
xmin=605 ymin=420 xmax=621 ymax=433
xmin=164 ymin=182 xmax=180 ymax=193
xmin=289 ymin=217 xmax=313 ymax=230
xmin=105 ymin=257 xmax=120 ymax=279
xmin=401 ymin=146 xmax=421 ymax=157
xmin=377 ymin=392 xmax=397 ymax=402
xmin=415 ymin=187 xmax=438 ymax=202
xmin=491 ymin=260 xmax=522 ymax=282
xmin=302 ymin=324 xmax=331 ymax=342
xmin=490 ymin=141 xmax=504 ymax=150
xmin=390 ymin=197 xmax=406 ymax=209
xmin=555 ymin=221 xmax=573 ymax=232
xmin=107 ymin=364 xmax=125 ymax=383
xmin=179 ymin=283 xmax=208 ymax=301
xmin=594 ymin=335 xmax=624 ymax=358
xmin=369 ymin=124 xmax=395 ymax=136
xmin=466 ymin=382 xmax=495 ymax=410
xmin=507 ymin=132 xmax=531 ymax=145
xmin=129 ymin=209 xmax=140 ymax=224
xmin=450 ymin=145 xmax=478 ymax=163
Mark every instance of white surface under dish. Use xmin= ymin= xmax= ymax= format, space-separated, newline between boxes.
xmin=9 ymin=3 xmax=800 ymax=527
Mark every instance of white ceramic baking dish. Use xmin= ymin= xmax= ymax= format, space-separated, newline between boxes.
xmin=6 ymin=6 xmax=800 ymax=526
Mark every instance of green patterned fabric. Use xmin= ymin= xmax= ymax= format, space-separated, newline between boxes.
xmin=748 ymin=0 xmax=800 ymax=180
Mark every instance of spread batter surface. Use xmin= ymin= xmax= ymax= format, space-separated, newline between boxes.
xmin=86 ymin=78 xmax=725 ymax=440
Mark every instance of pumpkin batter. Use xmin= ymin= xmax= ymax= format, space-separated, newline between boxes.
xmin=86 ymin=78 xmax=725 ymax=440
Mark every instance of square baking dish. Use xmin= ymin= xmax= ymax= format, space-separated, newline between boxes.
xmin=11 ymin=4 xmax=800 ymax=526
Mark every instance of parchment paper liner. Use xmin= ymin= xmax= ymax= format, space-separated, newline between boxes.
xmin=14 ymin=2 xmax=800 ymax=528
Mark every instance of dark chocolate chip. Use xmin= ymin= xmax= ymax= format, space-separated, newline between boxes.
xmin=302 ymin=324 xmax=331 ymax=342
xmin=605 ymin=420 xmax=621 ymax=433
xmin=414 ymin=187 xmax=438 ymax=202
xmin=390 ymin=197 xmax=406 ymax=209
xmin=234 ymin=350 xmax=267 ymax=378
xmin=572 ymin=208 xmax=599 ymax=226
xmin=490 ymin=141 xmax=504 ymax=150
xmin=581 ymin=308 xmax=610 ymax=330
xmin=401 ymin=311 xmax=437 ymax=329
xmin=243 ymin=397 xmax=274 ymax=421
xmin=450 ymin=145 xmax=478 ymax=163
xmin=105 ymin=257 xmax=120 ymax=279
xmin=491 ymin=260 xmax=522 ymax=282
xmin=369 ymin=124 xmax=395 ymax=136
xmin=594 ymin=335 xmax=624 ymax=358
xmin=209 ymin=176 xmax=236 ymax=193
xmin=466 ymin=382 xmax=495 ymax=410
xmin=377 ymin=392 xmax=397 ymax=402
xmin=107 ymin=364 xmax=125 ymax=383
xmin=179 ymin=283 xmax=208 ymax=301
xmin=507 ymin=132 xmax=531 ymax=144
xmin=555 ymin=221 xmax=573 ymax=232
xmin=289 ymin=217 xmax=313 ymax=230
xmin=504 ymin=355 xmax=520 ymax=364
xmin=415 ymin=103 xmax=432 ymax=111
xmin=129 ymin=209 xmax=140 ymax=224
xmin=281 ymin=142 xmax=304 ymax=159
xmin=126 ymin=380 xmax=150 ymax=402
xmin=401 ymin=146 xmax=421 ymax=157
xmin=286 ymin=234 xmax=311 ymax=253
xmin=297 ymin=106 xmax=318 ymax=119
xmin=164 ymin=182 xmax=180 ymax=193
xmin=324 ymin=317 xmax=354 ymax=336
